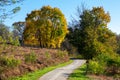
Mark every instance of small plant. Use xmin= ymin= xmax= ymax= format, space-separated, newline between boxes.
xmin=13 ymin=37 xmax=20 ymax=46
xmin=57 ymin=50 xmax=68 ymax=58
xmin=9 ymin=36 xmax=20 ymax=46
xmin=0 ymin=56 xmax=21 ymax=68
xmin=24 ymin=52 xmax=37 ymax=63
xmin=45 ymin=51 xmax=51 ymax=59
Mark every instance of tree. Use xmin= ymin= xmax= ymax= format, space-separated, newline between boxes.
xmin=0 ymin=23 xmax=20 ymax=45
xmin=117 ymin=34 xmax=120 ymax=54
xmin=79 ymin=7 xmax=113 ymax=59
xmin=67 ymin=6 xmax=118 ymax=74
xmin=12 ymin=21 xmax=25 ymax=45
xmin=0 ymin=0 xmax=24 ymax=22
xmin=0 ymin=23 xmax=10 ymax=42
xmin=23 ymin=6 xmax=68 ymax=48
xmin=67 ymin=7 xmax=117 ymax=59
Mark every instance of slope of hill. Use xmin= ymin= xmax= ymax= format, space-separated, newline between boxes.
xmin=0 ymin=44 xmax=69 ymax=80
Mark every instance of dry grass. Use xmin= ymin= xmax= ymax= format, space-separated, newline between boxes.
xmin=0 ymin=45 xmax=69 ymax=79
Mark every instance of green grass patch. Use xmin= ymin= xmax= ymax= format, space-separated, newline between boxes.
xmin=68 ymin=64 xmax=90 ymax=80
xmin=9 ymin=60 xmax=73 ymax=80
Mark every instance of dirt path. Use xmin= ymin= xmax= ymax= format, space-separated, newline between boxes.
xmin=39 ymin=59 xmax=86 ymax=80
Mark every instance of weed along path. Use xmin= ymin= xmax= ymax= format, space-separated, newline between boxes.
xmin=39 ymin=59 xmax=86 ymax=80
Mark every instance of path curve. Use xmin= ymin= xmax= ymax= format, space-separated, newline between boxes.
xmin=39 ymin=59 xmax=86 ymax=80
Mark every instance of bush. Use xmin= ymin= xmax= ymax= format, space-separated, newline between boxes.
xmin=10 ymin=37 xmax=20 ymax=46
xmin=57 ymin=50 xmax=68 ymax=58
xmin=88 ymin=60 xmax=105 ymax=75
xmin=89 ymin=53 xmax=120 ymax=75
xmin=0 ymin=56 xmax=21 ymax=68
xmin=115 ymin=55 xmax=120 ymax=67
xmin=45 ymin=51 xmax=51 ymax=59
xmin=93 ymin=53 xmax=111 ymax=63
xmin=106 ymin=55 xmax=120 ymax=74
xmin=108 ymin=55 xmax=120 ymax=67
xmin=24 ymin=52 xmax=37 ymax=63
xmin=87 ymin=53 xmax=108 ymax=75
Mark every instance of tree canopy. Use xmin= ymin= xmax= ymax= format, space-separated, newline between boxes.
xmin=23 ymin=6 xmax=68 ymax=48
xmin=67 ymin=7 xmax=117 ymax=59
xmin=0 ymin=23 xmax=9 ymax=41
xmin=0 ymin=23 xmax=20 ymax=45
xmin=0 ymin=0 xmax=24 ymax=22
xmin=12 ymin=21 xmax=25 ymax=45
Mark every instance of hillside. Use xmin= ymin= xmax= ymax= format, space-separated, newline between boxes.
xmin=0 ymin=44 xmax=69 ymax=79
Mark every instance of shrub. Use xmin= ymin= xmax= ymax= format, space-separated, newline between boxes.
xmin=108 ymin=55 xmax=120 ymax=67
xmin=106 ymin=55 xmax=120 ymax=74
xmin=115 ymin=56 xmax=120 ymax=67
xmin=24 ymin=52 xmax=37 ymax=63
xmin=93 ymin=53 xmax=111 ymax=63
xmin=12 ymin=38 xmax=20 ymax=46
xmin=88 ymin=60 xmax=106 ymax=75
xmin=9 ymin=36 xmax=20 ymax=46
xmin=57 ymin=50 xmax=68 ymax=58
xmin=0 ymin=56 xmax=21 ymax=68
xmin=45 ymin=51 xmax=51 ymax=59
xmin=90 ymin=53 xmax=120 ymax=75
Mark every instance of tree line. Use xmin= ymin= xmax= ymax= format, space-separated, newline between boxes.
xmin=0 ymin=2 xmax=120 ymax=77
xmin=0 ymin=5 xmax=120 ymax=55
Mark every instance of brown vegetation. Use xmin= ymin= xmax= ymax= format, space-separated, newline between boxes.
xmin=0 ymin=45 xmax=69 ymax=79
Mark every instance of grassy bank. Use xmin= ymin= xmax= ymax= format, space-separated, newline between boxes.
xmin=0 ymin=45 xmax=70 ymax=79
xmin=68 ymin=64 xmax=90 ymax=80
xmin=9 ymin=60 xmax=73 ymax=80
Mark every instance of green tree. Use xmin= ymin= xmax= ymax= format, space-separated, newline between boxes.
xmin=0 ymin=23 xmax=20 ymax=45
xmin=0 ymin=23 xmax=10 ymax=42
xmin=68 ymin=7 xmax=117 ymax=59
xmin=67 ymin=6 xmax=118 ymax=74
xmin=23 ymin=6 xmax=68 ymax=48
xmin=117 ymin=34 xmax=120 ymax=54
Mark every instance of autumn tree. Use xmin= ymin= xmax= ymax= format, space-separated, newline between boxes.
xmin=23 ymin=6 xmax=68 ymax=48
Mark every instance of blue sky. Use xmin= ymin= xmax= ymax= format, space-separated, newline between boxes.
xmin=4 ymin=0 xmax=120 ymax=34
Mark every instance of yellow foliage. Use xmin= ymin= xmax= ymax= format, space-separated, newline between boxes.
xmin=23 ymin=6 xmax=68 ymax=48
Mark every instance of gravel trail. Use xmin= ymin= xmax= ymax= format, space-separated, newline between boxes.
xmin=39 ymin=59 xmax=86 ymax=80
